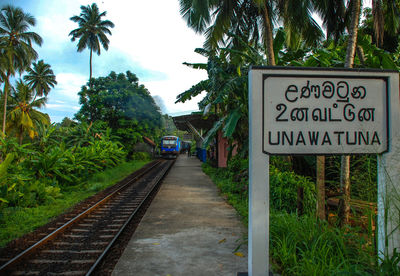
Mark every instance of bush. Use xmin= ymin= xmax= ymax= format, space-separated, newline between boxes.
xmin=206 ymin=155 xmax=316 ymax=216
xmin=203 ymin=159 xmax=378 ymax=275
xmin=0 ymin=134 xmax=127 ymax=209
xmin=131 ymin=151 xmax=151 ymax=161
xmin=270 ymin=165 xmax=316 ymax=215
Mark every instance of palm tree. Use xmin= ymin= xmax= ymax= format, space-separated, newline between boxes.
xmin=24 ymin=60 xmax=57 ymax=99
xmin=179 ymin=0 xmax=323 ymax=65
xmin=314 ymin=0 xmax=362 ymax=225
xmin=69 ymin=3 xmax=114 ymax=85
xmin=311 ymin=0 xmax=349 ymax=221
xmin=0 ymin=5 xmax=42 ymax=134
xmin=313 ymin=0 xmax=348 ymax=42
xmin=7 ymin=80 xmax=49 ymax=144
xmin=336 ymin=0 xmax=362 ymax=227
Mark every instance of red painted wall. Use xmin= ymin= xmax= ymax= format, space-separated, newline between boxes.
xmin=217 ymin=131 xmax=237 ymax=167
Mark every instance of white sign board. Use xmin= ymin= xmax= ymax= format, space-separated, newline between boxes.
xmin=263 ymin=74 xmax=388 ymax=154
xmin=248 ymin=67 xmax=400 ymax=276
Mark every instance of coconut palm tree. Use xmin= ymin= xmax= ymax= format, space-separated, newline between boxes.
xmin=179 ymin=0 xmax=323 ymax=65
xmin=7 ymin=80 xmax=49 ymax=144
xmin=336 ymin=0 xmax=362 ymax=227
xmin=69 ymin=3 xmax=114 ymax=85
xmin=24 ymin=60 xmax=57 ymax=99
xmin=0 ymin=5 xmax=42 ymax=134
xmin=314 ymin=0 xmax=362 ymax=225
xmin=313 ymin=0 xmax=348 ymax=42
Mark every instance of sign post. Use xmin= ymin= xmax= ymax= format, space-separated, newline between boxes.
xmin=248 ymin=67 xmax=270 ymax=276
xmin=248 ymin=67 xmax=399 ymax=275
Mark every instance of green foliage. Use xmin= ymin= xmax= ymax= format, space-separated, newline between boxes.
xmin=63 ymin=121 xmax=109 ymax=148
xmin=270 ymin=156 xmax=292 ymax=172
xmin=176 ymin=41 xmax=260 ymax=153
xmin=69 ymin=3 xmax=114 ymax=81
xmin=270 ymin=165 xmax=316 ymax=215
xmin=74 ymin=71 xmax=162 ymax=154
xmin=30 ymin=145 xmax=77 ymax=184
xmin=378 ymin=248 xmax=400 ymax=275
xmin=0 ymin=122 xmax=127 ymax=210
xmin=204 ymin=154 xmax=316 ymax=216
xmin=131 ymin=151 xmax=151 ymax=161
xmin=202 ymin=161 xmax=249 ymax=224
xmin=6 ymin=80 xmax=50 ymax=143
xmin=324 ymin=155 xmax=377 ymax=202
xmin=0 ymin=153 xmax=14 ymax=206
xmin=0 ymin=159 xmax=150 ymax=247
xmin=0 ymin=4 xmax=43 ymax=136
xmin=203 ymin=160 xmax=376 ymax=275
xmin=33 ymin=123 xmax=61 ymax=151
xmin=270 ymin=212 xmax=375 ymax=275
xmin=24 ymin=59 xmax=57 ymax=98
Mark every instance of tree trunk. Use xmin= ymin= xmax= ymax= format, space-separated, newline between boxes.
xmin=2 ymin=73 xmax=10 ymax=134
xmin=297 ymin=186 xmax=304 ymax=216
xmin=89 ymin=48 xmax=93 ymax=87
xmin=356 ymin=45 xmax=365 ymax=66
xmin=316 ymin=155 xmax=326 ymax=220
xmin=263 ymin=2 xmax=276 ymax=66
xmin=339 ymin=0 xmax=361 ymax=227
xmin=345 ymin=0 xmax=361 ymax=68
xmin=339 ymin=155 xmax=351 ymax=226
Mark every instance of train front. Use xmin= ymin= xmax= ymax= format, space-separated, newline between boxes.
xmin=160 ymin=136 xmax=180 ymax=159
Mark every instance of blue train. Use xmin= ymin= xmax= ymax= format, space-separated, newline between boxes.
xmin=160 ymin=136 xmax=181 ymax=158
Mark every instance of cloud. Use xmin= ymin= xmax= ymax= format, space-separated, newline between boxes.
xmin=4 ymin=0 xmax=208 ymax=122
xmin=45 ymin=103 xmax=79 ymax=111
xmin=53 ymin=73 xmax=87 ymax=101
xmin=152 ymin=95 xmax=168 ymax=114
xmin=40 ymin=72 xmax=86 ymax=122
xmin=99 ymin=0 xmax=208 ymax=114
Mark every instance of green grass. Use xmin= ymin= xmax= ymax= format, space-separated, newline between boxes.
xmin=202 ymin=163 xmax=249 ymax=225
xmin=270 ymin=212 xmax=375 ymax=275
xmin=0 ymin=160 xmax=149 ymax=248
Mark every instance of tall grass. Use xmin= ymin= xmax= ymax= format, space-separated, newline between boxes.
xmin=202 ymin=159 xmax=380 ymax=275
xmin=270 ymin=212 xmax=375 ymax=275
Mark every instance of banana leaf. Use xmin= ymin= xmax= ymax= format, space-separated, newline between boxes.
xmin=223 ymin=108 xmax=241 ymax=138
xmin=0 ymin=153 xmax=14 ymax=178
xmin=203 ymin=116 xmax=226 ymax=148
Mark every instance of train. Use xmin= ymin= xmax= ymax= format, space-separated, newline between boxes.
xmin=160 ymin=136 xmax=181 ymax=158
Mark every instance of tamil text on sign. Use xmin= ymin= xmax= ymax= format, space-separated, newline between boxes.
xmin=263 ymin=75 xmax=388 ymax=154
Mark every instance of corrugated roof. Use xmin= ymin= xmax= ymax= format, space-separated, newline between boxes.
xmin=172 ymin=113 xmax=217 ymax=132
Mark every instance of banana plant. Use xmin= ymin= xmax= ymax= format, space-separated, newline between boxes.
xmin=33 ymin=122 xmax=61 ymax=152
xmin=0 ymin=153 xmax=14 ymax=206
xmin=177 ymin=34 xmax=269 ymax=155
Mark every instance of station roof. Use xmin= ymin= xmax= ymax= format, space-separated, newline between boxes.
xmin=172 ymin=113 xmax=217 ymax=132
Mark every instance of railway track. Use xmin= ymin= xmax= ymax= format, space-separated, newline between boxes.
xmin=0 ymin=159 xmax=174 ymax=275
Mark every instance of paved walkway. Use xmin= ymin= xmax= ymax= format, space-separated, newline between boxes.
xmin=112 ymin=154 xmax=248 ymax=276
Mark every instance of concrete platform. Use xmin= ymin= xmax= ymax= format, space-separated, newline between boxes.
xmin=112 ymin=154 xmax=248 ymax=275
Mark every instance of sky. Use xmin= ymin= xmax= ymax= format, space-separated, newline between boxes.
xmin=0 ymin=1 xmax=374 ymax=123
xmin=0 ymin=0 xmax=208 ymax=122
